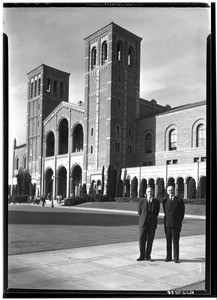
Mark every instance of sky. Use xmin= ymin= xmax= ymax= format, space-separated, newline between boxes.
xmin=4 ymin=4 xmax=210 ymax=181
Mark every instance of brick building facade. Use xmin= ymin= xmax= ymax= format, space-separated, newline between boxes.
xmin=12 ymin=23 xmax=206 ymax=199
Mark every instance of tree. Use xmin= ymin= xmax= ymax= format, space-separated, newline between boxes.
xmin=81 ymin=183 xmax=87 ymax=197
xmin=89 ymin=181 xmax=95 ymax=196
xmin=139 ymin=179 xmax=147 ymax=197
xmin=131 ymin=176 xmax=138 ymax=198
xmin=106 ymin=165 xmax=117 ymax=201
xmin=16 ymin=168 xmax=32 ymax=195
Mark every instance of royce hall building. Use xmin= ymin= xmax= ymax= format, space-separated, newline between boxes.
xmin=12 ymin=23 xmax=206 ymax=199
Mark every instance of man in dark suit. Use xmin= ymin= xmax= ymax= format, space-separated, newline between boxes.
xmin=137 ymin=186 xmax=160 ymax=261
xmin=163 ymin=185 xmax=185 ymax=263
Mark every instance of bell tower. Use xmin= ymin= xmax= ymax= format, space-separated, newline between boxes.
xmin=83 ymin=23 xmax=142 ymax=184
xmin=26 ymin=64 xmax=70 ymax=192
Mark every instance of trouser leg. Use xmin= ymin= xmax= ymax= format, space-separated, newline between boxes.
xmin=146 ymin=228 xmax=155 ymax=259
xmin=139 ymin=227 xmax=148 ymax=259
xmin=172 ymin=227 xmax=181 ymax=260
xmin=165 ymin=227 xmax=172 ymax=260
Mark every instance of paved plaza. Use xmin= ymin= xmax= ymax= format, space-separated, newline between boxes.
xmin=8 ymin=234 xmax=205 ymax=291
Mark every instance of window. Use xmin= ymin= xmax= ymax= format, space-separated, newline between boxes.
xmin=34 ymin=80 xmax=37 ymax=97
xmin=54 ymin=80 xmax=58 ymax=96
xmin=128 ymin=47 xmax=133 ymax=66
xmin=148 ymin=162 xmax=153 ymax=166
xmin=166 ymin=160 xmax=172 ymax=165
xmin=115 ymin=124 xmax=121 ymax=135
xmin=60 ymin=82 xmax=64 ymax=99
xmin=194 ymin=157 xmax=199 ymax=162
xmin=117 ymin=41 xmax=123 ymax=62
xmin=145 ymin=133 xmax=152 ymax=153
xmin=101 ymin=41 xmax=107 ymax=65
xmin=143 ymin=162 xmax=148 ymax=166
xmin=127 ymin=144 xmax=132 ymax=154
xmin=196 ymin=124 xmax=205 ymax=147
xmin=47 ymin=78 xmax=51 ymax=92
xmin=30 ymin=82 xmax=33 ymax=99
xmin=169 ymin=129 xmax=177 ymax=150
xmin=38 ymin=78 xmax=41 ymax=95
xmin=201 ymin=157 xmax=206 ymax=162
xmin=15 ymin=157 xmax=19 ymax=170
xmin=173 ymin=159 xmax=178 ymax=164
xmin=91 ymin=128 xmax=94 ymax=136
xmin=90 ymin=145 xmax=93 ymax=153
xmin=115 ymin=142 xmax=120 ymax=153
xmin=91 ymin=47 xmax=97 ymax=70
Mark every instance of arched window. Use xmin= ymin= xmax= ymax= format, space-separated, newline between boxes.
xmin=91 ymin=47 xmax=97 ymax=70
xmin=34 ymin=80 xmax=37 ymax=97
xmin=60 ymin=82 xmax=64 ymax=99
xmin=30 ymin=82 xmax=33 ymax=99
xmin=196 ymin=124 xmax=205 ymax=147
xmin=23 ymin=155 xmax=26 ymax=169
xmin=47 ymin=78 xmax=51 ymax=92
xmin=54 ymin=80 xmax=58 ymax=96
xmin=38 ymin=78 xmax=41 ymax=95
xmin=117 ymin=41 xmax=123 ymax=62
xmin=15 ymin=157 xmax=19 ymax=170
xmin=101 ymin=41 xmax=107 ymax=65
xmin=128 ymin=47 xmax=134 ymax=66
xmin=169 ymin=129 xmax=177 ymax=150
xmin=145 ymin=133 xmax=152 ymax=153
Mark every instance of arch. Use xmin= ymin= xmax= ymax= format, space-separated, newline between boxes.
xmin=186 ymin=176 xmax=196 ymax=199
xmin=72 ymin=123 xmax=83 ymax=152
xmin=58 ymin=118 xmax=68 ymax=154
xmin=47 ymin=78 xmax=51 ymax=92
xmin=191 ymin=118 xmax=205 ymax=148
xmin=145 ymin=133 xmax=152 ymax=153
xmin=139 ymin=179 xmax=147 ymax=197
xmin=117 ymin=41 xmax=123 ymax=62
xmin=177 ymin=177 xmax=184 ymax=198
xmin=91 ymin=46 xmax=97 ymax=70
xmin=15 ymin=157 xmax=19 ymax=170
xmin=165 ymin=124 xmax=178 ymax=151
xmin=57 ymin=166 xmax=67 ymax=198
xmin=196 ymin=124 xmax=205 ymax=147
xmin=128 ymin=46 xmax=134 ymax=66
xmin=23 ymin=155 xmax=27 ymax=169
xmin=46 ymin=131 xmax=55 ymax=157
xmin=198 ymin=176 xmax=206 ymax=198
xmin=169 ymin=129 xmax=177 ymax=150
xmin=167 ymin=177 xmax=175 ymax=187
xmin=156 ymin=177 xmax=165 ymax=198
xmin=71 ymin=165 xmax=82 ymax=196
xmin=45 ymin=168 xmax=53 ymax=197
xmin=38 ymin=77 xmax=41 ymax=95
xmin=148 ymin=178 xmax=155 ymax=194
xmin=101 ymin=40 xmax=108 ymax=65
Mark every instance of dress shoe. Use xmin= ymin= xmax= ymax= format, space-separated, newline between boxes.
xmin=146 ymin=258 xmax=154 ymax=262
xmin=137 ymin=257 xmax=145 ymax=261
xmin=174 ymin=259 xmax=180 ymax=263
xmin=165 ymin=258 xmax=172 ymax=262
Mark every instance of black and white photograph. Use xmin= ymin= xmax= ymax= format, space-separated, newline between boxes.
xmin=3 ymin=2 xmax=215 ymax=297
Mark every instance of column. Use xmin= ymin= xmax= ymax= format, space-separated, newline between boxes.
xmin=184 ymin=183 xmax=187 ymax=199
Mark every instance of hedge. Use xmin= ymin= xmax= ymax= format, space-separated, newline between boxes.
xmin=62 ymin=195 xmax=109 ymax=206
xmin=9 ymin=195 xmax=29 ymax=204
xmin=115 ymin=197 xmax=206 ymax=205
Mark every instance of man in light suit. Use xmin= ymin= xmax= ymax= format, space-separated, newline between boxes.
xmin=163 ymin=185 xmax=185 ymax=263
xmin=137 ymin=186 xmax=160 ymax=261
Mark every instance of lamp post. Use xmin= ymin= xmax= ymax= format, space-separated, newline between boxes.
xmin=51 ymin=175 xmax=54 ymax=208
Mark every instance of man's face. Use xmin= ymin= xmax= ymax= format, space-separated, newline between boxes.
xmin=167 ymin=186 xmax=175 ymax=197
xmin=147 ymin=188 xmax=153 ymax=198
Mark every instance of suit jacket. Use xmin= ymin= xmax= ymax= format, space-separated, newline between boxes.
xmin=163 ymin=196 xmax=185 ymax=228
xmin=138 ymin=197 xmax=160 ymax=229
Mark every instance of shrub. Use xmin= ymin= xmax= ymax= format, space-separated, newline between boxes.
xmin=115 ymin=197 xmax=141 ymax=203
xmin=11 ymin=195 xmax=29 ymax=204
xmin=94 ymin=195 xmax=109 ymax=202
xmin=187 ymin=178 xmax=197 ymax=199
xmin=62 ymin=195 xmax=94 ymax=206
xmin=106 ymin=165 xmax=117 ymax=201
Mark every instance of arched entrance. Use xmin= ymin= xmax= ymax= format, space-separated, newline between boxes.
xmin=46 ymin=131 xmax=55 ymax=157
xmin=186 ymin=176 xmax=196 ymax=199
xmin=198 ymin=176 xmax=206 ymax=198
xmin=139 ymin=179 xmax=147 ymax=197
xmin=177 ymin=177 xmax=184 ymax=198
xmin=156 ymin=178 xmax=165 ymax=198
xmin=73 ymin=124 xmax=83 ymax=152
xmin=71 ymin=165 xmax=82 ymax=196
xmin=45 ymin=168 xmax=53 ymax=197
xmin=59 ymin=118 xmax=68 ymax=154
xmin=148 ymin=178 xmax=155 ymax=194
xmin=57 ymin=166 xmax=67 ymax=198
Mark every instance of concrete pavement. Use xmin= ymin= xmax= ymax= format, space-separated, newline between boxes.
xmin=8 ymin=234 xmax=205 ymax=291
